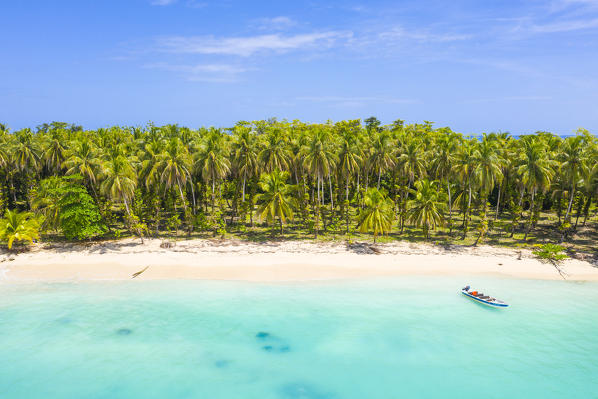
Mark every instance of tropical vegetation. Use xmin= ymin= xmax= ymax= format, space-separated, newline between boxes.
xmin=0 ymin=119 xmax=596 ymax=254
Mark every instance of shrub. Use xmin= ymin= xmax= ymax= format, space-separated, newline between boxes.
xmin=533 ymin=243 xmax=568 ymax=262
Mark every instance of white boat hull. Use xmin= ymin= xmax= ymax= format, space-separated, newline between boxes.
xmin=461 ymin=290 xmax=509 ymax=307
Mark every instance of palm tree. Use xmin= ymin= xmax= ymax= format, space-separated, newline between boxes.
xmin=432 ymin=133 xmax=458 ymax=233
xmin=12 ymin=129 xmax=40 ymax=173
xmin=475 ymin=134 xmax=504 ymax=230
xmin=30 ymin=176 xmax=63 ymax=231
xmin=301 ymin=128 xmax=337 ymax=208
xmin=453 ymin=139 xmax=479 ymax=238
xmin=396 ymin=136 xmax=427 ymax=233
xmin=368 ymin=131 xmax=395 ymax=189
xmin=63 ymin=138 xmax=102 ymax=198
xmin=337 ymin=127 xmax=363 ymax=232
xmin=139 ymin=138 xmax=165 ymax=191
xmin=255 ymin=170 xmax=295 ymax=234
xmin=259 ymin=128 xmax=291 ymax=173
xmin=100 ymin=156 xmax=137 ymax=218
xmin=408 ymin=179 xmax=446 ymax=239
xmin=0 ymin=209 xmax=41 ymax=250
xmin=357 ymin=188 xmax=394 ymax=242
xmin=194 ymin=129 xmax=231 ymax=210
xmin=517 ymin=137 xmax=555 ymax=240
xmin=42 ymin=130 xmax=67 ymax=174
xmin=476 ymin=134 xmax=503 ymax=198
xmin=398 ymin=137 xmax=426 ymax=189
xmin=491 ymin=132 xmax=513 ymax=220
xmin=232 ymin=127 xmax=260 ymax=203
xmin=158 ymin=137 xmax=192 ymax=211
xmin=559 ymin=135 xmax=585 ymax=223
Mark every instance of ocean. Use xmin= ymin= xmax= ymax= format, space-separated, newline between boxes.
xmin=1 ymin=277 xmax=596 ymax=398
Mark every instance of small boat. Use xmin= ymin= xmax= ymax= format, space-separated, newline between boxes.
xmin=461 ymin=285 xmax=509 ymax=308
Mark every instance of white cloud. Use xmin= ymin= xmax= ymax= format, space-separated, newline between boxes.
xmin=151 ymin=0 xmax=177 ymax=5
xmin=255 ymin=16 xmax=297 ymax=31
xmin=531 ymin=18 xmax=598 ymax=32
xmin=155 ymin=32 xmax=350 ymax=56
xmin=379 ymin=27 xmax=471 ymax=43
xmin=144 ymin=63 xmax=246 ymax=82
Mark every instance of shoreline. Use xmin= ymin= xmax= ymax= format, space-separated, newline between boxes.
xmin=1 ymin=238 xmax=597 ymax=283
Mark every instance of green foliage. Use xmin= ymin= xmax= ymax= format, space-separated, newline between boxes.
xmin=129 ymin=214 xmax=148 ymax=243
xmin=31 ymin=176 xmax=106 ymax=240
xmin=0 ymin=209 xmax=41 ymax=250
xmin=255 ymin=170 xmax=295 ymax=234
xmin=0 ymin=119 xmax=597 ymax=251
xmin=408 ymin=179 xmax=445 ymax=239
xmin=357 ymin=188 xmax=394 ymax=242
xmin=533 ymin=243 xmax=568 ymax=262
xmin=193 ymin=211 xmax=211 ymax=232
xmin=57 ymin=182 xmax=106 ymax=240
xmin=166 ymin=214 xmax=181 ymax=236
xmin=214 ymin=211 xmax=227 ymax=238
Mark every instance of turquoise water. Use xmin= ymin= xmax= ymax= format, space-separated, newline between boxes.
xmin=1 ymin=277 xmax=597 ymax=398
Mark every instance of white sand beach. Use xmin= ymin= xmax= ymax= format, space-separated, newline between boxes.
xmin=1 ymin=239 xmax=597 ymax=282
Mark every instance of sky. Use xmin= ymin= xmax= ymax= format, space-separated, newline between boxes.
xmin=1 ymin=0 xmax=598 ymax=135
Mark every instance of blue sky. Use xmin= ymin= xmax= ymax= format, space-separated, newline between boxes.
xmin=2 ymin=0 xmax=598 ymax=135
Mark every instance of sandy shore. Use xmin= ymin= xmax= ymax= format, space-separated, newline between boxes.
xmin=1 ymin=238 xmax=597 ymax=283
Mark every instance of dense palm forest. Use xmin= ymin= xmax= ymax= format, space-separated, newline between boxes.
xmin=0 ymin=119 xmax=597 ymax=252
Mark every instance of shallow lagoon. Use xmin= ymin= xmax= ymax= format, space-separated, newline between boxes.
xmin=1 ymin=276 xmax=597 ymax=398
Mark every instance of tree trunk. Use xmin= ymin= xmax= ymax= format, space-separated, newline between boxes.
xmin=211 ymin=180 xmax=215 ymax=212
xmin=447 ymin=179 xmax=452 ymax=235
xmin=345 ymin=174 xmax=350 ymax=234
xmin=314 ymin=203 xmax=319 ymax=239
xmin=582 ymin=194 xmax=592 ymax=226
xmin=574 ymin=194 xmax=584 ymax=228
xmin=564 ymin=184 xmax=575 ymax=222
xmin=328 ymin=173 xmax=334 ymax=211
xmin=242 ymin=173 xmax=246 ymax=203
xmin=178 ymin=183 xmax=187 ymax=212
xmin=190 ymin=181 xmax=196 ymax=215
xmin=494 ymin=181 xmax=502 ymax=222
xmin=524 ymin=189 xmax=535 ymax=241
xmin=462 ymin=175 xmax=472 ymax=240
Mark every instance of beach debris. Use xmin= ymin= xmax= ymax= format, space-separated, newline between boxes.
xmin=160 ymin=241 xmax=175 ymax=249
xmin=131 ymin=266 xmax=149 ymax=279
xmin=280 ymin=382 xmax=336 ymax=399
xmin=116 ymin=328 xmax=133 ymax=336
xmin=346 ymin=242 xmax=382 ymax=255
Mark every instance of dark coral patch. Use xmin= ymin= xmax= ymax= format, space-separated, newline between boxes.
xmin=116 ymin=328 xmax=132 ymax=336
xmin=214 ymin=360 xmax=231 ymax=368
